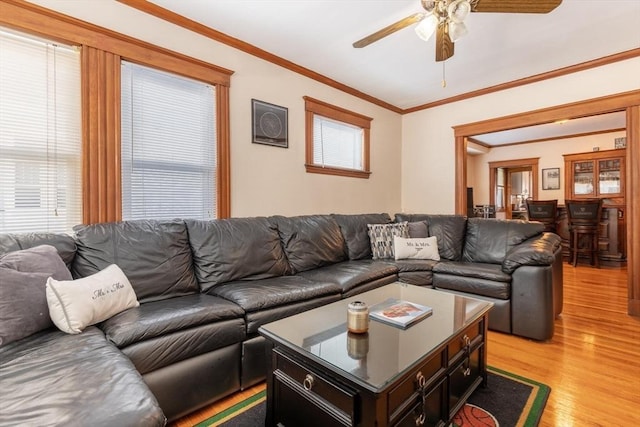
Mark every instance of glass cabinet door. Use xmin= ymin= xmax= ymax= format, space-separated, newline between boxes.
xmin=598 ymin=159 xmax=621 ymax=194
xmin=573 ymin=161 xmax=594 ymax=195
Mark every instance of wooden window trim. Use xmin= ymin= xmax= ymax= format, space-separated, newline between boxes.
xmin=303 ymin=96 xmax=372 ymax=179
xmin=1 ymin=0 xmax=233 ymax=220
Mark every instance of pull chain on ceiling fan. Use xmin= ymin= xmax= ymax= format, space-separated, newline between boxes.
xmin=353 ymin=0 xmax=562 ymax=62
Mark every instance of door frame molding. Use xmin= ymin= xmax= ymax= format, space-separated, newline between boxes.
xmin=453 ymin=90 xmax=640 ymax=316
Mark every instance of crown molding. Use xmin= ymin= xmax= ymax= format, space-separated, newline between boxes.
xmin=115 ymin=1 xmax=639 ymax=115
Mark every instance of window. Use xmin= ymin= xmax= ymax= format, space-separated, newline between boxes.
xmin=0 ymin=29 xmax=82 ymax=233
xmin=121 ymin=61 xmax=216 ymax=220
xmin=304 ymin=96 xmax=372 ymax=179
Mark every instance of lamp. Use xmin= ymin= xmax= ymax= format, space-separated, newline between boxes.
xmin=415 ymin=0 xmax=472 ymax=43
xmin=414 ymin=14 xmax=438 ymax=41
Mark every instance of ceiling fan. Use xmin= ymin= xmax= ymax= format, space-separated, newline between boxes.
xmin=353 ymin=0 xmax=563 ymax=62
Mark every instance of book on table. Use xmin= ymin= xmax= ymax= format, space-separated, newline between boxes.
xmin=368 ymin=298 xmax=433 ymax=329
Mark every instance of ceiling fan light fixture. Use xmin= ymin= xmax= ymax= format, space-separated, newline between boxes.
xmin=447 ymin=0 xmax=471 ymax=23
xmin=448 ymin=21 xmax=468 ymax=42
xmin=415 ymin=13 xmax=439 ymax=41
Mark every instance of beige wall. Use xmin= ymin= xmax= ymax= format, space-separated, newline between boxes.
xmin=20 ymin=1 xmax=640 ymax=218
xmin=401 ymin=57 xmax=640 ymax=214
xmin=29 ymin=0 xmax=403 ymax=218
xmin=467 ymin=130 xmax=627 ymax=206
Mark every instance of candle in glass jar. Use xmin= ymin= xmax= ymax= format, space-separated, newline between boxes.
xmin=347 ymin=301 xmax=369 ymax=333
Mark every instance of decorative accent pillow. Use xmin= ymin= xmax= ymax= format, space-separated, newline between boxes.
xmin=408 ymin=221 xmax=429 ymax=238
xmin=0 ymin=245 xmax=72 ymax=346
xmin=367 ymin=222 xmax=409 ymax=260
xmin=393 ymin=236 xmax=441 ymax=261
xmin=46 ymin=264 xmax=139 ymax=334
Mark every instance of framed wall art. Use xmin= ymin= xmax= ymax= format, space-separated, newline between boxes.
xmin=542 ymin=167 xmax=560 ymax=190
xmin=252 ymin=99 xmax=288 ymax=148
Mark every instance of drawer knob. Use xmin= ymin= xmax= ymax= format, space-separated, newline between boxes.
xmin=303 ymin=374 xmax=315 ymax=391
xmin=462 ymin=334 xmax=471 ymax=347
xmin=416 ymin=371 xmax=426 ymax=389
xmin=415 ymin=413 xmax=426 ymax=426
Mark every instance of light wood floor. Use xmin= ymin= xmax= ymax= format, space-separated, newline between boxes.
xmin=173 ymin=265 xmax=640 ymax=427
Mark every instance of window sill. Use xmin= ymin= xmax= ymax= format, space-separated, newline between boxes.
xmin=305 ymin=164 xmax=371 ymax=179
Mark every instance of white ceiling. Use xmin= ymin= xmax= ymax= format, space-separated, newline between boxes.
xmin=147 ymin=0 xmax=640 ymax=110
xmin=472 ymin=111 xmax=627 ymax=146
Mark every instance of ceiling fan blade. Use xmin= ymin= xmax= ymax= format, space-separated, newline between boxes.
xmin=353 ymin=13 xmax=424 ymax=48
xmin=435 ymin=22 xmax=454 ymax=62
xmin=472 ymin=0 xmax=562 ymax=13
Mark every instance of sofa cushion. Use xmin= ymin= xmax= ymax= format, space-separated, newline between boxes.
xmin=100 ymin=293 xmax=245 ymax=348
xmin=433 ymin=261 xmax=511 ymax=283
xmin=434 ymin=262 xmax=511 ymax=301
xmin=0 ymin=327 xmax=165 ymax=427
xmin=408 ymin=221 xmax=429 ymax=238
xmin=73 ymin=220 xmax=199 ymax=303
xmin=332 ymin=213 xmax=392 ymax=260
xmin=426 ymin=215 xmax=467 ymax=261
xmin=0 ymin=232 xmax=76 ymax=269
xmin=434 ymin=273 xmax=511 ymax=300
xmin=100 ymin=293 xmax=246 ymax=375
xmin=246 ymin=294 xmax=342 ymax=334
xmin=463 ymin=218 xmax=544 ymax=264
xmin=0 ymin=245 xmax=72 ymax=346
xmin=386 ymin=258 xmax=439 ymax=273
xmin=208 ymin=276 xmax=342 ymax=313
xmin=367 ymin=222 xmax=409 ymax=259
xmin=186 ymin=217 xmax=291 ymax=292
xmin=274 ymin=215 xmax=347 ymax=273
xmin=298 ymin=259 xmax=398 ymax=294
xmin=46 ymin=264 xmax=139 ymax=334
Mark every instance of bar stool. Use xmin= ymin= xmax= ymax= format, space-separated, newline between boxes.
xmin=566 ymin=199 xmax=603 ymax=267
xmin=525 ymin=199 xmax=558 ymax=233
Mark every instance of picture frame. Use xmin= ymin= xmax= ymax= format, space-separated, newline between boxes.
xmin=614 ymin=137 xmax=626 ymax=149
xmin=542 ymin=167 xmax=560 ymax=190
xmin=251 ymin=99 xmax=288 ymax=148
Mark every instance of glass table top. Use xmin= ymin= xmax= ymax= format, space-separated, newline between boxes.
xmin=259 ymin=283 xmax=493 ymax=393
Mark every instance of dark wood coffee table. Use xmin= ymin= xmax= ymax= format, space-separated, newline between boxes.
xmin=258 ymin=283 xmax=493 ymax=427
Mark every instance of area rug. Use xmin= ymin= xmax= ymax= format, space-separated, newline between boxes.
xmin=194 ymin=366 xmax=550 ymax=427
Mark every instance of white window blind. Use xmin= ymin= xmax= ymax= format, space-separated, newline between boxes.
xmin=313 ymin=115 xmax=364 ymax=170
xmin=0 ymin=29 xmax=82 ymax=233
xmin=121 ymin=62 xmax=216 ymax=221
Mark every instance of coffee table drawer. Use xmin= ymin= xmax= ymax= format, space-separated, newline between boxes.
xmin=449 ymin=346 xmax=482 ymax=417
xmin=274 ymin=348 xmax=356 ymax=423
xmin=388 ymin=351 xmax=446 ymax=419
xmin=448 ymin=320 xmax=483 ymax=364
xmin=392 ymin=378 xmax=445 ymax=427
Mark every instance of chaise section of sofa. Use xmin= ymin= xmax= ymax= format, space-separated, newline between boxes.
xmin=0 ymin=326 xmax=165 ymax=427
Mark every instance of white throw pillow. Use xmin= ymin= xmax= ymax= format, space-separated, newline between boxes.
xmin=393 ymin=236 xmax=440 ymax=261
xmin=46 ymin=264 xmax=139 ymax=334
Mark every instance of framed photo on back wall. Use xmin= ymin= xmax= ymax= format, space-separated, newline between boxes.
xmin=542 ymin=168 xmax=560 ymax=190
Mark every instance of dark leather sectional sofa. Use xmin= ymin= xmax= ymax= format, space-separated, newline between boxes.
xmin=0 ymin=213 xmax=563 ymax=426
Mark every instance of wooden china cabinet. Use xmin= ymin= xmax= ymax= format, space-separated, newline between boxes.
xmin=561 ymin=149 xmax=626 ymax=264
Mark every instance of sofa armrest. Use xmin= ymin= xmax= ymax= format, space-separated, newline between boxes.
xmin=502 ymin=232 xmax=562 ymax=274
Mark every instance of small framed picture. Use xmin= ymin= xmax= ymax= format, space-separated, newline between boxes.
xmin=542 ymin=167 xmax=560 ymax=190
xmin=251 ymin=99 xmax=288 ymax=148
xmin=614 ymin=137 xmax=626 ymax=149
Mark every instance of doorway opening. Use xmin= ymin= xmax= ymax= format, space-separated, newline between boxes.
xmin=488 ymin=158 xmax=539 ymax=219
